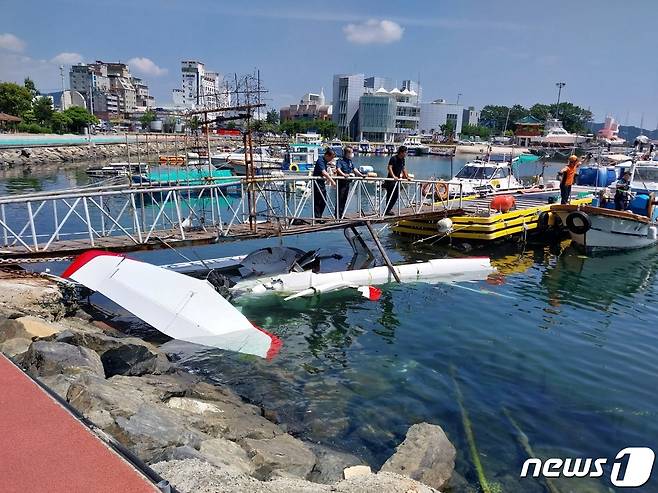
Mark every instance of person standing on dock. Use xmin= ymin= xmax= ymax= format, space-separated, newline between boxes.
xmin=336 ymin=146 xmax=364 ymax=218
xmin=313 ymin=148 xmax=337 ymax=219
xmin=558 ymin=155 xmax=580 ymax=204
xmin=384 ymin=146 xmax=410 ymax=215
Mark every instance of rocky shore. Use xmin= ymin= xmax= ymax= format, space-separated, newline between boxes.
xmin=0 ymin=270 xmax=458 ymax=492
xmin=0 ymin=141 xmax=185 ymax=169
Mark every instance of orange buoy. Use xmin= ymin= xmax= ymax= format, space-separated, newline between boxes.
xmin=490 ymin=195 xmax=515 ymax=212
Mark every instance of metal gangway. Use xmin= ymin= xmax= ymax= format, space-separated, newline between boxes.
xmin=0 ymin=175 xmax=463 ymax=259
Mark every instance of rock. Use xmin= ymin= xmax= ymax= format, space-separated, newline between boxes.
xmin=19 ymin=341 xmax=105 ymax=379
xmin=100 ymin=343 xmax=171 ymax=377
xmin=242 ymin=434 xmax=317 ymax=480
xmin=0 ymin=337 xmax=32 ymax=357
xmin=16 ymin=316 xmax=63 ymax=338
xmin=111 ymin=372 xmax=196 ymax=401
xmin=39 ymin=373 xmax=79 ymax=399
xmin=380 ymin=422 xmax=456 ymax=491
xmin=167 ymin=396 xmax=224 ymax=415
xmin=0 ymin=318 xmax=30 ymax=342
xmin=114 ymin=404 xmax=205 ymax=462
xmin=199 ymin=437 xmax=255 ymax=475
xmin=0 ymin=275 xmax=66 ymax=320
xmin=306 ymin=443 xmax=364 ymax=484
xmin=343 ymin=465 xmax=372 ymax=479
xmin=151 ymin=459 xmax=440 ymax=493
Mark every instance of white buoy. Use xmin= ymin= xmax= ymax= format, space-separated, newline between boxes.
xmin=437 ymin=218 xmax=454 ymax=233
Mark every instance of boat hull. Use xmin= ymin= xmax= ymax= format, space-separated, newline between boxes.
xmin=552 ymin=205 xmax=658 ymax=253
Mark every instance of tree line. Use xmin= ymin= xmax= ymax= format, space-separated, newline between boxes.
xmin=0 ymin=78 xmax=98 ymax=134
xmin=478 ymin=102 xmax=593 ymax=135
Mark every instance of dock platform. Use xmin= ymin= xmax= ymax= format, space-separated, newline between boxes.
xmin=393 ymin=188 xmax=594 ymax=241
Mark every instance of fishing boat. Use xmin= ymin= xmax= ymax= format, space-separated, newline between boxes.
xmin=402 ymin=135 xmax=430 ymax=155
xmin=210 ymin=146 xmax=281 ymax=175
xmin=281 ymin=143 xmax=321 ymax=174
xmin=357 ymin=140 xmax=372 ymax=154
xmin=86 ymin=162 xmax=149 ymax=178
xmin=448 ymin=157 xmax=523 ymax=195
xmin=294 ymin=132 xmax=323 ymax=146
xmin=131 ymin=167 xmax=240 ymax=188
xmin=551 ymin=202 xmax=658 ymax=252
xmin=532 ymin=118 xmax=587 ymax=146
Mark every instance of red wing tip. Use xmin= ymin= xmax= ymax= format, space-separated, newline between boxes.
xmin=62 ymin=250 xmax=124 ymax=278
xmin=252 ymin=324 xmax=283 ymax=360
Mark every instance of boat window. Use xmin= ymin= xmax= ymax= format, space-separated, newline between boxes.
xmin=455 ymin=166 xmax=496 ymax=179
xmin=633 ymin=167 xmax=658 ymax=183
xmin=494 ymin=167 xmax=509 ymax=178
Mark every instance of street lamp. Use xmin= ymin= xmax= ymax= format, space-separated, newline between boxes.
xmin=555 ymin=82 xmax=566 ymax=119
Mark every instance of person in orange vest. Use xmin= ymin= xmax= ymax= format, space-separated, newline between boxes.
xmin=558 ymin=155 xmax=580 ymax=204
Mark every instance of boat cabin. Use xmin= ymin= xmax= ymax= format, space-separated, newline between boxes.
xmin=449 ymin=160 xmax=522 ymax=195
xmin=282 ymin=143 xmax=321 ymax=173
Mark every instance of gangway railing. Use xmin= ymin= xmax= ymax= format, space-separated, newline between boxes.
xmin=0 ymin=175 xmax=463 ymax=255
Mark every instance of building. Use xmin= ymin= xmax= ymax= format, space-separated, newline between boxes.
xmin=69 ymin=61 xmax=151 ymax=119
xmin=172 ymin=61 xmax=229 ymax=110
xmin=462 ymin=106 xmax=480 ymax=127
xmin=419 ymin=99 xmax=464 ymax=136
xmin=513 ymin=115 xmax=543 ymax=146
xmin=280 ymin=90 xmax=332 ymax=121
xmin=44 ymin=90 xmax=86 ymax=111
xmin=332 ymin=73 xmax=421 ymax=140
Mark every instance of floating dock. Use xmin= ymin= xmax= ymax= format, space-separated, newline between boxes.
xmin=393 ymin=189 xmax=594 ymax=241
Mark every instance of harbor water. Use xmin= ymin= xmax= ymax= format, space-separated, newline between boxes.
xmin=2 ymin=155 xmax=656 ymax=492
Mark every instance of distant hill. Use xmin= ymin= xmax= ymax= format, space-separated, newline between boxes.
xmin=589 ymin=122 xmax=658 ymax=142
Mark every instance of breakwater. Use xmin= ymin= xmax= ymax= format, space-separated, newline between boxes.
xmin=0 ymin=270 xmax=457 ymax=492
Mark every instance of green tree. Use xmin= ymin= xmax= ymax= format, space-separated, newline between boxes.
xmin=33 ymin=96 xmax=54 ymax=127
xmin=188 ymin=116 xmax=200 ymax=134
xmin=51 ymin=112 xmax=72 ymax=134
xmin=440 ymin=121 xmax=455 ymax=139
xmin=139 ymin=109 xmax=156 ymax=129
xmin=461 ymin=124 xmax=491 ymax=139
xmin=530 ymin=102 xmax=592 ymax=134
xmin=0 ymin=82 xmax=33 ymax=117
xmin=24 ymin=77 xmax=39 ymax=99
xmin=266 ymin=109 xmax=279 ymax=125
xmin=62 ymin=106 xmax=98 ymax=133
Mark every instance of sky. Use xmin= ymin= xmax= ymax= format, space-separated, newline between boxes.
xmin=1 ymin=0 xmax=657 ymax=126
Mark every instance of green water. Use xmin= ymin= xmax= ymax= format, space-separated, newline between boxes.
xmin=1 ymin=157 xmax=656 ymax=492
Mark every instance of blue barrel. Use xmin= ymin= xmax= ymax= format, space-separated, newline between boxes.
xmin=596 ymin=167 xmax=608 ymax=187
xmin=630 ymin=194 xmax=651 ymax=216
xmin=606 ymin=167 xmax=617 ymax=185
xmin=577 ymin=166 xmax=597 ymax=186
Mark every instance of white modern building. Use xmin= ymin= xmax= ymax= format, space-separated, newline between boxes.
xmin=462 ymin=106 xmax=480 ymax=127
xmin=420 ymin=99 xmax=464 ymax=136
xmin=172 ymin=61 xmax=230 ymax=110
xmin=44 ymin=90 xmax=86 ymax=111
xmin=333 ymin=73 xmax=421 ymax=140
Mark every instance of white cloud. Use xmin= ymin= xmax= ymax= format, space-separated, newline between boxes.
xmin=51 ymin=52 xmax=84 ymax=65
xmin=127 ymin=57 xmax=168 ymax=76
xmin=343 ymin=19 xmax=404 ymax=45
xmin=0 ymin=33 xmax=26 ymax=53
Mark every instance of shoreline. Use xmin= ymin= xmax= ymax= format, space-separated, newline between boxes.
xmin=0 ymin=269 xmax=457 ymax=492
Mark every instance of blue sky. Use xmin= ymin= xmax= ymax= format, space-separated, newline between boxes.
xmin=1 ymin=0 xmax=657 ymax=125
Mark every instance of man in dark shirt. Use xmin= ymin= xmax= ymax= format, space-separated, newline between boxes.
xmin=614 ymin=171 xmax=632 ymax=211
xmin=313 ymin=148 xmax=336 ymax=219
xmin=335 ymin=146 xmax=364 ymax=218
xmin=384 ymin=146 xmax=410 ymax=215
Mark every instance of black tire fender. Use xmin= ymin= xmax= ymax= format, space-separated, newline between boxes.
xmin=566 ymin=211 xmax=591 ymax=235
xmin=537 ymin=211 xmax=551 ymax=231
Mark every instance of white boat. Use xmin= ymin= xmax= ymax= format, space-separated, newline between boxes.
xmin=211 ymin=146 xmax=281 ymax=175
xmin=282 ymin=143 xmax=321 ymax=173
xmin=552 ymin=204 xmax=658 ymax=253
xmin=294 ymin=132 xmax=323 ymax=146
xmin=61 ymin=251 xmax=281 ymax=358
xmin=532 ymin=118 xmax=587 ymax=146
xmin=231 ymin=257 xmax=494 ymax=299
xmin=357 ymin=140 xmax=372 ymax=154
xmin=448 ymin=158 xmax=523 ymax=195
xmin=86 ymin=162 xmax=149 ymax=177
xmin=402 ymin=135 xmax=430 ymax=155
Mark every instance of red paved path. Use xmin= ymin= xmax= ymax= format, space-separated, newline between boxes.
xmin=0 ymin=354 xmax=158 ymax=493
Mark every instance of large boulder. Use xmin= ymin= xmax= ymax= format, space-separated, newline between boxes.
xmin=114 ymin=404 xmax=205 ymax=462
xmin=15 ymin=316 xmax=64 ymax=338
xmin=306 ymin=443 xmax=364 ymax=484
xmin=19 ymin=341 xmax=105 ymax=379
xmin=0 ymin=318 xmax=30 ymax=342
xmin=242 ymin=434 xmax=317 ymax=480
xmin=0 ymin=275 xmax=67 ymax=320
xmin=0 ymin=337 xmax=32 ymax=357
xmin=380 ymin=422 xmax=456 ymax=491
xmin=199 ymin=437 xmax=255 ymax=475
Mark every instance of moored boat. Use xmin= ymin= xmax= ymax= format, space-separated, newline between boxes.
xmin=551 ymin=202 xmax=658 ymax=252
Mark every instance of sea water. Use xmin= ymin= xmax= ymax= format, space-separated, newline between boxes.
xmin=2 ymin=155 xmax=655 ymax=492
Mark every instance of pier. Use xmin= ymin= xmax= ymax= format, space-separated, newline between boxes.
xmin=0 ymin=176 xmax=463 ymax=259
